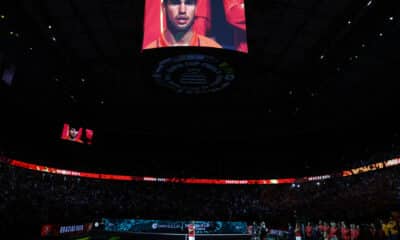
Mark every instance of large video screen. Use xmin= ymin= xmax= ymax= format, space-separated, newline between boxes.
xmin=143 ymin=0 xmax=248 ymax=53
xmin=61 ymin=123 xmax=94 ymax=145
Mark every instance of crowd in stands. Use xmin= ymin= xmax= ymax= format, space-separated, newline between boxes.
xmin=0 ymin=156 xmax=400 ymax=238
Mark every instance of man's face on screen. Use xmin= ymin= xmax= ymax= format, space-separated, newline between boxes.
xmin=69 ymin=128 xmax=78 ymax=139
xmin=165 ymin=0 xmax=196 ymax=32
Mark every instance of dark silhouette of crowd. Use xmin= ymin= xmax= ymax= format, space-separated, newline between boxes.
xmin=0 ymin=156 xmax=399 ymax=238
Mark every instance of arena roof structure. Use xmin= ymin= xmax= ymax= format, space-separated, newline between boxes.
xmin=0 ymin=0 xmax=399 ymax=178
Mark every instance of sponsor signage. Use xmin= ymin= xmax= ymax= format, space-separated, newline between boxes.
xmin=103 ymin=219 xmax=247 ymax=234
xmin=41 ymin=223 xmax=93 ymax=237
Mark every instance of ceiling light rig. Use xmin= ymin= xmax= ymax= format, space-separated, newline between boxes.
xmin=321 ymin=2 xmax=393 ymax=77
xmin=330 ymin=9 xmax=396 ymax=75
xmin=9 ymin=31 xmax=21 ymax=38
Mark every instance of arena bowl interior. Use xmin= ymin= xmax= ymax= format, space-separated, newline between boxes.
xmin=0 ymin=0 xmax=399 ymax=179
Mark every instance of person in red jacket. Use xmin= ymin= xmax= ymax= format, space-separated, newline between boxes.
xmin=222 ymin=0 xmax=248 ymax=52
xmin=318 ymin=220 xmax=324 ymax=237
xmin=341 ymin=222 xmax=350 ymax=240
xmin=350 ymin=224 xmax=358 ymax=240
xmin=327 ymin=222 xmax=338 ymax=240
xmin=143 ymin=0 xmax=211 ymax=49
xmin=322 ymin=222 xmax=330 ymax=240
xmin=295 ymin=223 xmax=302 ymax=240
xmin=305 ymin=222 xmax=313 ymax=240
xmin=145 ymin=0 xmax=221 ymax=48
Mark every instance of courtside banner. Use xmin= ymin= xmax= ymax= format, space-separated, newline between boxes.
xmin=143 ymin=0 xmax=248 ymax=53
xmin=40 ymin=223 xmax=93 ymax=237
xmin=103 ymin=219 xmax=248 ymax=234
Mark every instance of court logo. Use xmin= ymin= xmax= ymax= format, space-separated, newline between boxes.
xmin=153 ymin=54 xmax=235 ymax=94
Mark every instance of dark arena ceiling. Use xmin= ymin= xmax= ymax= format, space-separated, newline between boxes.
xmin=0 ymin=0 xmax=399 ymax=178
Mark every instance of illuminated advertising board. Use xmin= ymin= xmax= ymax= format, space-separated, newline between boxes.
xmin=342 ymin=162 xmax=386 ymax=177
xmin=7 ymin=157 xmax=400 ymax=185
xmin=103 ymin=219 xmax=248 ymax=234
xmin=40 ymin=223 xmax=93 ymax=237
